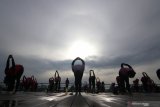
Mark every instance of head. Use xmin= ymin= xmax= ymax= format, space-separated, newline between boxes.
xmin=9 ymin=54 xmax=13 ymax=58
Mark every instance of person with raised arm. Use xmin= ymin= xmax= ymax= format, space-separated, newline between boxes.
xmin=119 ymin=63 xmax=136 ymax=94
xmin=133 ymin=78 xmax=139 ymax=92
xmin=49 ymin=77 xmax=54 ymax=92
xmin=72 ymin=57 xmax=85 ymax=95
xmin=4 ymin=55 xmax=24 ymax=93
xmin=54 ymin=70 xmax=61 ymax=92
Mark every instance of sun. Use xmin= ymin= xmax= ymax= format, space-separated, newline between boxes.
xmin=67 ymin=40 xmax=97 ymax=59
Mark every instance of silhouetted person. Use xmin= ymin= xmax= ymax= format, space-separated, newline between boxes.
xmin=119 ymin=63 xmax=135 ymax=94
xmin=4 ymin=55 xmax=24 ymax=92
xmin=34 ymin=78 xmax=38 ymax=91
xmin=72 ymin=57 xmax=85 ymax=95
xmin=89 ymin=70 xmax=96 ymax=93
xmin=109 ymin=83 xmax=118 ymax=94
xmin=96 ymin=77 xmax=101 ymax=93
xmin=116 ymin=75 xmax=123 ymax=93
xmin=58 ymin=76 xmax=61 ymax=92
xmin=22 ymin=75 xmax=36 ymax=91
xmin=49 ymin=77 xmax=54 ymax=92
xmin=156 ymin=69 xmax=160 ymax=80
xmin=65 ymin=78 xmax=69 ymax=90
xmin=55 ymin=70 xmax=61 ymax=92
xmin=101 ymin=81 xmax=105 ymax=92
xmin=141 ymin=72 xmax=150 ymax=92
xmin=22 ymin=76 xmax=31 ymax=91
xmin=141 ymin=72 xmax=155 ymax=92
xmin=133 ymin=78 xmax=139 ymax=92
xmin=30 ymin=76 xmax=38 ymax=91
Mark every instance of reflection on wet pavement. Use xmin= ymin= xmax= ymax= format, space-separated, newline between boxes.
xmin=0 ymin=92 xmax=160 ymax=107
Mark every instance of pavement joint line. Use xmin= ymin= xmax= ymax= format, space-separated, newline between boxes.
xmin=81 ymin=94 xmax=91 ymax=107
xmin=70 ymin=94 xmax=77 ymax=107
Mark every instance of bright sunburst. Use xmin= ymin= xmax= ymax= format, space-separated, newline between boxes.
xmin=67 ymin=40 xmax=97 ymax=59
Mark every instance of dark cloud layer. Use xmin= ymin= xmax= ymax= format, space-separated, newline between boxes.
xmin=0 ymin=0 xmax=160 ymax=83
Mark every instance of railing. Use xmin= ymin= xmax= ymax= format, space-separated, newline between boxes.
xmin=18 ymin=83 xmax=115 ymax=92
xmin=1 ymin=82 xmax=160 ymax=92
xmin=0 ymin=82 xmax=112 ymax=91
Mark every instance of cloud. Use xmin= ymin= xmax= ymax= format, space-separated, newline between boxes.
xmin=0 ymin=0 xmax=160 ymax=83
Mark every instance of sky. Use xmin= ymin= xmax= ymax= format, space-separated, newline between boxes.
xmin=0 ymin=0 xmax=160 ymax=84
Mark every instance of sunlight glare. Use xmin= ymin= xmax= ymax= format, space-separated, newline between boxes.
xmin=67 ymin=40 xmax=97 ymax=59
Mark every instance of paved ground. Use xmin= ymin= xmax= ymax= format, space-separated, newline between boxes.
xmin=0 ymin=92 xmax=160 ymax=107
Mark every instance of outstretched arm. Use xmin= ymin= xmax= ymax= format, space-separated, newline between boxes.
xmin=72 ymin=57 xmax=85 ymax=72
xmin=79 ymin=57 xmax=85 ymax=66
xmin=125 ymin=64 xmax=132 ymax=68
xmin=5 ymin=56 xmax=10 ymax=73
xmin=23 ymin=76 xmax=26 ymax=82
xmin=121 ymin=63 xmax=132 ymax=68
xmin=11 ymin=57 xmax=15 ymax=68
xmin=89 ymin=70 xmax=91 ymax=77
xmin=71 ymin=57 xmax=79 ymax=72
xmin=121 ymin=63 xmax=124 ymax=68
xmin=79 ymin=57 xmax=85 ymax=71
xmin=55 ymin=70 xmax=58 ymax=78
xmin=31 ymin=75 xmax=34 ymax=81
xmin=5 ymin=55 xmax=15 ymax=74
xmin=9 ymin=55 xmax=16 ymax=68
xmin=71 ymin=58 xmax=77 ymax=70
xmin=93 ymin=71 xmax=95 ymax=76
xmin=90 ymin=70 xmax=95 ymax=76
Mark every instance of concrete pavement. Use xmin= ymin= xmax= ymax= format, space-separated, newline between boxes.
xmin=0 ymin=92 xmax=160 ymax=107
